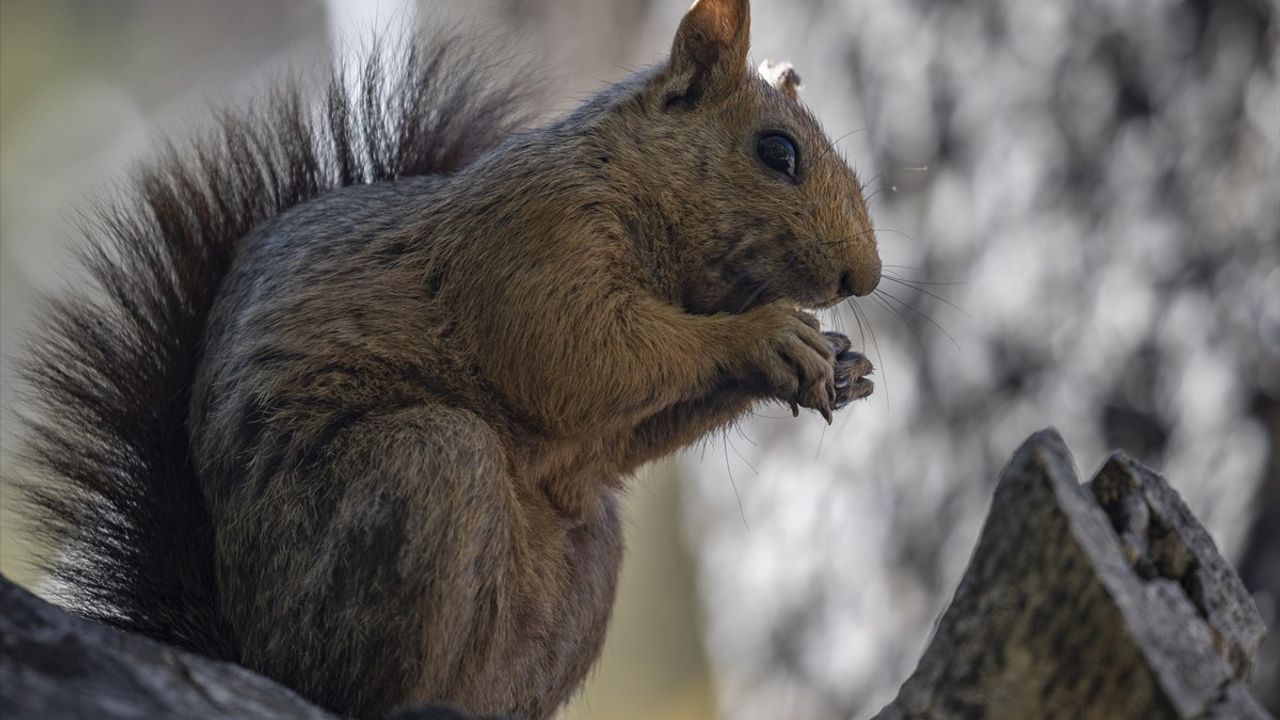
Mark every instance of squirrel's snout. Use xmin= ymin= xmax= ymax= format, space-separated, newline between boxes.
xmin=839 ymin=261 xmax=881 ymax=298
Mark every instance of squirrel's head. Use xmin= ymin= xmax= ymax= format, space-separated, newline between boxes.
xmin=601 ymin=0 xmax=880 ymax=314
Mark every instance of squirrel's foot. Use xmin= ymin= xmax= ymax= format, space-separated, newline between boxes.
xmin=386 ymin=703 xmax=517 ymax=720
xmin=747 ymin=308 xmax=836 ymax=423
xmin=824 ymin=331 xmax=874 ymax=409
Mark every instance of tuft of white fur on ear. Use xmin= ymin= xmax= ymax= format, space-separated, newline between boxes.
xmin=759 ymin=59 xmax=802 ymax=100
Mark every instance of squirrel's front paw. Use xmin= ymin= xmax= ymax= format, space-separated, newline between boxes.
xmin=824 ymin=332 xmax=874 ymax=409
xmin=748 ymin=309 xmax=837 ymax=423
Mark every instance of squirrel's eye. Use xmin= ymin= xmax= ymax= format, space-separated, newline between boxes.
xmin=757 ymin=133 xmax=799 ymax=180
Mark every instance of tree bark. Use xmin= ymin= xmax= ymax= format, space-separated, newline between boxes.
xmin=0 ymin=575 xmax=341 ymax=720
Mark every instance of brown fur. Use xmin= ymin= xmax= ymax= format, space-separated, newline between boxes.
xmin=23 ymin=1 xmax=880 ymax=718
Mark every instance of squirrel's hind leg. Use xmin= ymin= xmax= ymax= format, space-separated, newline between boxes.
xmin=227 ymin=404 xmax=527 ymax=719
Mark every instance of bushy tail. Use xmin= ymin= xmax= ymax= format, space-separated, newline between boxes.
xmin=15 ymin=38 xmax=534 ymax=659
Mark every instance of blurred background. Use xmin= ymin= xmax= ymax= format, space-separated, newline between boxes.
xmin=1 ymin=0 xmax=1276 ymax=718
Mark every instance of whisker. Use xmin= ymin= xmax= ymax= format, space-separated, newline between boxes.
xmin=819 ymin=128 xmax=868 ymax=162
xmin=875 ymin=227 xmax=920 ymax=244
xmin=880 ymin=276 xmax=971 ymax=317
xmin=859 ymin=165 xmax=928 ymax=192
xmin=863 ymin=185 xmax=893 ymax=204
xmin=872 ymin=291 xmax=928 ymax=355
xmin=848 ymin=300 xmax=889 ymax=413
xmin=834 ymin=128 xmax=868 ymax=144
xmin=881 ymin=273 xmax=967 ymax=287
xmin=831 ymin=305 xmax=847 ymax=336
xmin=727 ymin=434 xmax=759 ymax=474
xmin=875 ymin=288 xmax=961 ymax=351
xmin=859 ymin=169 xmax=890 ymax=192
xmin=722 ymin=433 xmax=750 ymax=532
xmin=849 ymin=301 xmax=868 ymax=351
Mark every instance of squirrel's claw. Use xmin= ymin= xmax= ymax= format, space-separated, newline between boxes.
xmin=833 ymin=349 xmax=875 ymax=408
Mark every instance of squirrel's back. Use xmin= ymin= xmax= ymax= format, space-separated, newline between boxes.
xmin=16 ymin=39 xmax=533 ymax=660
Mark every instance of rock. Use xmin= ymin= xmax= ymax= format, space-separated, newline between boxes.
xmin=874 ymin=429 xmax=1272 ymax=720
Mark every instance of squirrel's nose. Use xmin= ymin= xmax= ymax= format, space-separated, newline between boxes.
xmin=839 ymin=261 xmax=881 ymax=298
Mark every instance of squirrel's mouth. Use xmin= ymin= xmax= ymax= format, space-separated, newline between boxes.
xmin=809 ymin=294 xmax=850 ymax=311
xmin=695 ymin=271 xmax=843 ymax=316
xmin=731 ymin=280 xmax=842 ymax=315
xmin=786 ymin=292 xmax=849 ymax=313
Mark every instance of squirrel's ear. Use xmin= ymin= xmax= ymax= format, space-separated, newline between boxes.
xmin=758 ymin=60 xmax=801 ymax=101
xmin=659 ymin=0 xmax=751 ymax=108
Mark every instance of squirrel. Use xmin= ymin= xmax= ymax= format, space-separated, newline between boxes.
xmin=14 ymin=1 xmax=880 ymax=718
